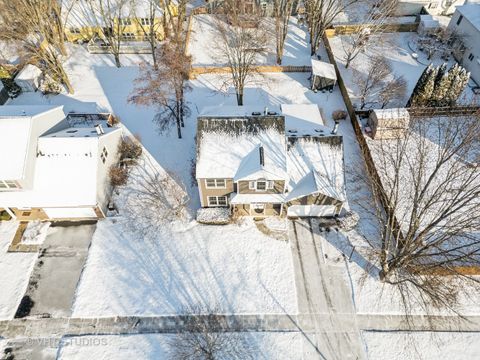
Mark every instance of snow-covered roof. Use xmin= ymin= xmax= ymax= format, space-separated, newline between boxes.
xmin=281 ymin=104 xmax=330 ymax=135
xmin=196 ymin=113 xmax=287 ymax=180
xmin=371 ymin=108 xmax=410 ymax=121
xmin=15 ymin=64 xmax=42 ymax=81
xmin=286 ymin=136 xmax=346 ymax=203
xmin=200 ymin=105 xmax=282 ymax=118
xmin=456 ymin=4 xmax=480 ymax=30
xmin=311 ymin=59 xmax=337 ymax=81
xmin=0 ymin=105 xmax=64 ymax=180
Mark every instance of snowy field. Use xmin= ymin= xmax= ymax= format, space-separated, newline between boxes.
xmin=0 ymin=221 xmax=37 ymax=320
xmin=187 ymin=15 xmax=312 ymax=66
xmin=56 ymin=332 xmax=302 ymax=360
xmin=329 ymin=32 xmax=479 ymax=108
xmin=72 ymin=217 xmax=297 ymax=316
xmin=363 ymin=331 xmax=480 ymax=360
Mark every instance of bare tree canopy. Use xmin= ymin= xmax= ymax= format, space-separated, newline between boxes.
xmin=0 ymin=0 xmax=74 ymax=93
xmin=362 ymin=112 xmax=480 ymax=314
xmin=129 ymin=42 xmax=192 ymax=138
xmin=273 ymin=0 xmax=295 ymax=65
xmin=304 ymin=0 xmax=362 ymax=56
xmin=214 ymin=1 xmax=269 ymax=105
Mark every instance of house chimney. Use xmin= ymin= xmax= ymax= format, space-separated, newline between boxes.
xmin=94 ymin=124 xmax=105 ymax=135
xmin=331 ymin=121 xmax=339 ymax=135
xmin=259 ymin=146 xmax=265 ymax=167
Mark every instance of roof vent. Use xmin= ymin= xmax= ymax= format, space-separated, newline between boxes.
xmin=252 ymin=111 xmax=262 ymax=116
xmin=267 ymin=111 xmax=277 ymax=115
xmin=331 ymin=121 xmax=339 ymax=135
xmin=259 ymin=146 xmax=265 ymax=167
xmin=264 ymin=106 xmax=268 ymax=115
xmin=94 ymin=124 xmax=104 ymax=135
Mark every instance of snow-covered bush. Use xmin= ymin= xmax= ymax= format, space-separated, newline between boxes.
xmin=39 ymin=74 xmax=62 ymax=95
xmin=196 ymin=207 xmax=231 ymax=225
xmin=2 ymin=78 xmax=21 ymax=98
xmin=332 ymin=110 xmax=348 ymax=121
xmin=109 ymin=166 xmax=129 ymax=187
xmin=119 ymin=136 xmax=142 ymax=165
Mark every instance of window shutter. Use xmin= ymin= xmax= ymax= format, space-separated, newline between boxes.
xmin=268 ymin=181 xmax=274 ymax=189
xmin=249 ymin=181 xmax=255 ymax=190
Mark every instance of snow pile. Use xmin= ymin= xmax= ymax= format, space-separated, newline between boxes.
xmin=0 ymin=221 xmax=37 ymax=319
xmin=196 ymin=207 xmax=230 ymax=225
xmin=263 ymin=217 xmax=288 ymax=232
xmin=21 ymin=221 xmax=51 ymax=245
xmin=337 ymin=211 xmax=359 ymax=231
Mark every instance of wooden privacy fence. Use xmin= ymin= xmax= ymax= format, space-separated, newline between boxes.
xmin=325 ymin=22 xmax=419 ymax=37
xmin=189 ymin=65 xmax=312 ymax=79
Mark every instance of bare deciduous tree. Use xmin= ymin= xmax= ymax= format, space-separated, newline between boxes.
xmin=129 ymin=42 xmax=192 ymax=138
xmin=214 ymin=2 xmax=269 ymax=105
xmin=304 ymin=0 xmax=362 ymax=56
xmin=416 ymin=27 xmax=466 ymax=61
xmin=0 ymin=0 xmax=74 ymax=93
xmin=353 ymin=55 xmax=406 ymax=109
xmin=360 ymin=113 xmax=480 ymax=316
xmin=85 ymin=0 xmax=131 ymax=67
xmin=273 ymin=0 xmax=295 ymax=65
xmin=168 ymin=305 xmax=253 ymax=360
xmin=342 ymin=0 xmax=398 ymax=68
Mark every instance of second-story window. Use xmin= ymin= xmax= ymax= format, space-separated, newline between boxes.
xmin=119 ymin=17 xmax=132 ymax=26
xmin=140 ymin=18 xmax=151 ymax=26
xmin=100 ymin=146 xmax=109 ymax=164
xmin=69 ymin=27 xmax=81 ymax=34
xmin=205 ymin=179 xmax=226 ymax=188
xmin=456 ymin=15 xmax=463 ymax=26
xmin=249 ymin=180 xmax=274 ymax=191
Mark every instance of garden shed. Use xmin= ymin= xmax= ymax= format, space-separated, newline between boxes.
xmin=15 ymin=64 xmax=42 ymax=92
xmin=367 ymin=108 xmax=410 ymax=140
xmin=311 ymin=59 xmax=337 ymax=91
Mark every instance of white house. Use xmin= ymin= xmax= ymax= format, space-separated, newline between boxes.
xmin=0 ymin=105 xmax=122 ymax=221
xmin=395 ymin=0 xmax=467 ymax=16
xmin=448 ymin=3 xmax=480 ymax=85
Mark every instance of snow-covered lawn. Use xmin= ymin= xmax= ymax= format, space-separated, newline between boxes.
xmin=188 ymin=14 xmax=312 ymax=66
xmin=0 ymin=221 xmax=37 ymax=320
xmin=57 ymin=332 xmax=302 ymax=360
xmin=363 ymin=331 xmax=480 ymax=360
xmin=328 ymin=32 xmax=479 ymax=108
xmin=72 ymin=217 xmax=297 ymax=316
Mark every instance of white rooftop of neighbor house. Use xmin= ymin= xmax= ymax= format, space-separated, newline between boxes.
xmin=0 ymin=105 xmax=65 ymax=180
xmin=371 ymin=108 xmax=410 ymax=121
xmin=456 ymin=4 xmax=480 ymax=30
xmin=281 ymin=103 xmax=331 ymax=135
xmin=200 ymin=105 xmax=282 ymax=118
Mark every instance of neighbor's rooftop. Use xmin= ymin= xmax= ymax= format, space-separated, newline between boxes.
xmin=456 ymin=4 xmax=480 ymax=30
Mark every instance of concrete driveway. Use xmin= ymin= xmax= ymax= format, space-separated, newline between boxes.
xmin=22 ymin=222 xmax=96 ymax=318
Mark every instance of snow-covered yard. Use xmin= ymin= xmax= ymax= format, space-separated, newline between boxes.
xmin=0 ymin=221 xmax=37 ymax=320
xmin=187 ymin=14 xmax=312 ymax=66
xmin=329 ymin=32 xmax=479 ymax=108
xmin=56 ymin=332 xmax=302 ymax=360
xmin=363 ymin=331 xmax=480 ymax=360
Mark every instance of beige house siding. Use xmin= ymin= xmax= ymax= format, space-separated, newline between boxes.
xmin=198 ymin=178 xmax=234 ymax=207
xmin=237 ymin=180 xmax=285 ymax=194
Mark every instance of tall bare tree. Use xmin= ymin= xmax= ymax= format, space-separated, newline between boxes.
xmin=214 ymin=1 xmax=269 ymax=105
xmin=273 ymin=0 xmax=295 ymax=65
xmin=304 ymin=0 xmax=362 ymax=56
xmin=129 ymin=42 xmax=192 ymax=138
xmin=85 ymin=0 xmax=131 ymax=67
xmin=341 ymin=0 xmax=398 ymax=68
xmin=130 ymin=0 xmax=164 ymax=68
xmin=362 ymin=112 xmax=480 ymax=315
xmin=353 ymin=55 xmax=406 ymax=109
xmin=0 ymin=0 xmax=74 ymax=93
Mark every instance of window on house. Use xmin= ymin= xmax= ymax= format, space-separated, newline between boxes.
xmin=0 ymin=180 xmax=19 ymax=190
xmin=457 ymin=15 xmax=463 ymax=25
xmin=100 ymin=146 xmax=109 ymax=164
xmin=428 ymin=3 xmax=437 ymax=9
xmin=121 ymin=32 xmax=136 ymax=41
xmin=208 ymin=196 xmax=228 ymax=207
xmin=248 ymin=180 xmax=274 ymax=191
xmin=119 ymin=17 xmax=132 ymax=26
xmin=205 ymin=179 xmax=226 ymax=188
xmin=140 ymin=18 xmax=151 ymax=26
xmin=468 ymin=53 xmax=475 ymax=61
xmin=69 ymin=27 xmax=81 ymax=34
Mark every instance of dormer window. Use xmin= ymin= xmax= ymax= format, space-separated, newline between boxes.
xmin=249 ymin=180 xmax=274 ymax=191
xmin=205 ymin=179 xmax=226 ymax=188
xmin=0 ymin=180 xmax=20 ymax=190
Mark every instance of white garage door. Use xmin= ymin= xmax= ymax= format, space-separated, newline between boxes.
xmin=287 ymin=205 xmax=337 ymax=218
xmin=44 ymin=207 xmax=97 ymax=219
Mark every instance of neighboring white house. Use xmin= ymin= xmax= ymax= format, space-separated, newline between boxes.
xmin=395 ymin=0 xmax=467 ymax=16
xmin=448 ymin=3 xmax=480 ymax=85
xmin=14 ymin=64 xmax=43 ymax=92
xmin=0 ymin=105 xmax=122 ymax=220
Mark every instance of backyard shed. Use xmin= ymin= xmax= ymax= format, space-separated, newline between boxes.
xmin=15 ymin=64 xmax=42 ymax=92
xmin=311 ymin=59 xmax=337 ymax=91
xmin=367 ymin=108 xmax=410 ymax=140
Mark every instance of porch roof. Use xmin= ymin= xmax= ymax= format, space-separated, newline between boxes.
xmin=230 ymin=193 xmax=285 ymax=204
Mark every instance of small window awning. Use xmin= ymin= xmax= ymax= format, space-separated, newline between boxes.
xmin=311 ymin=59 xmax=337 ymax=81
